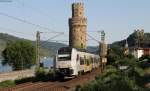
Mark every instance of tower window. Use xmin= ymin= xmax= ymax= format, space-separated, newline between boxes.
xmin=80 ymin=12 xmax=82 ymax=15
xmin=81 ymin=43 xmax=83 ymax=48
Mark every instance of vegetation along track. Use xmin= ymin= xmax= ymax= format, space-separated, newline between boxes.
xmin=1 ymin=68 xmax=101 ymax=91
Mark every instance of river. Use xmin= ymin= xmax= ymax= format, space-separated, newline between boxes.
xmin=0 ymin=57 xmax=54 ymax=73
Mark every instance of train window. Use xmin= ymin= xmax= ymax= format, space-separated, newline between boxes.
xmin=90 ymin=57 xmax=93 ymax=63
xmin=92 ymin=58 xmax=94 ymax=63
xmin=58 ymin=56 xmax=71 ymax=61
xmin=58 ymin=54 xmax=71 ymax=61
xmin=87 ymin=59 xmax=89 ymax=66
xmin=97 ymin=59 xmax=99 ymax=63
xmin=58 ymin=47 xmax=72 ymax=54
xmin=77 ymin=54 xmax=79 ymax=61
xmin=80 ymin=57 xmax=84 ymax=65
xmin=84 ymin=58 xmax=86 ymax=64
xmin=94 ymin=58 xmax=97 ymax=63
xmin=84 ymin=55 xmax=86 ymax=59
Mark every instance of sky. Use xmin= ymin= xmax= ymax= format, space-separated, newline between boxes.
xmin=0 ymin=0 xmax=150 ymax=46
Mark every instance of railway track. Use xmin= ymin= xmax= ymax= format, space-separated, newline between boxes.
xmin=1 ymin=68 xmax=101 ymax=91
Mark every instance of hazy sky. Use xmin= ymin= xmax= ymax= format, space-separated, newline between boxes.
xmin=0 ymin=0 xmax=150 ymax=46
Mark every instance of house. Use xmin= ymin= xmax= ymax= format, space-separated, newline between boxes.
xmin=130 ymin=48 xmax=150 ymax=58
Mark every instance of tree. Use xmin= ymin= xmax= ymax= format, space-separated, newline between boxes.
xmin=139 ymin=55 xmax=150 ymax=69
xmin=107 ymin=44 xmax=124 ymax=65
xmin=2 ymin=40 xmax=36 ymax=70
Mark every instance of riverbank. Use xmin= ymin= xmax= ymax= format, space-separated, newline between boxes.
xmin=0 ymin=57 xmax=53 ymax=73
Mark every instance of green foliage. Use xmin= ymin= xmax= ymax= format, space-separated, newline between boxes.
xmin=0 ymin=77 xmax=36 ymax=89
xmin=35 ymin=67 xmax=47 ymax=81
xmin=0 ymin=80 xmax=15 ymax=88
xmin=139 ymin=55 xmax=150 ymax=69
xmin=115 ymin=58 xmax=138 ymax=67
xmin=139 ymin=55 xmax=150 ymax=61
xmin=2 ymin=40 xmax=36 ymax=70
xmin=107 ymin=44 xmax=124 ymax=65
xmin=35 ymin=67 xmax=57 ymax=81
xmin=15 ymin=77 xmax=36 ymax=84
xmin=80 ymin=70 xmax=141 ymax=91
xmin=75 ymin=85 xmax=82 ymax=91
xmin=77 ymin=58 xmax=147 ymax=91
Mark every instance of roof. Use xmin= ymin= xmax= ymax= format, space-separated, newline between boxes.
xmin=129 ymin=47 xmax=150 ymax=50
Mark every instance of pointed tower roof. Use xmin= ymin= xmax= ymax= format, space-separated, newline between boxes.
xmin=125 ymin=39 xmax=128 ymax=48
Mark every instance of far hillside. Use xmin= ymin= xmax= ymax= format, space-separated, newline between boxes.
xmin=1 ymin=31 xmax=149 ymax=58
xmin=0 ymin=33 xmax=99 ymax=57
xmin=0 ymin=33 xmax=67 ymax=57
xmin=111 ymin=31 xmax=150 ymax=48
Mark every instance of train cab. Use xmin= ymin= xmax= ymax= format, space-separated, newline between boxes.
xmin=55 ymin=47 xmax=78 ymax=76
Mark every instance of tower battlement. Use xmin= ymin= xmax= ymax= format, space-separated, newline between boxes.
xmin=72 ymin=2 xmax=84 ymax=8
xmin=72 ymin=3 xmax=84 ymax=17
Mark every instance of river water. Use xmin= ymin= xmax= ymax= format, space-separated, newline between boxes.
xmin=0 ymin=57 xmax=54 ymax=73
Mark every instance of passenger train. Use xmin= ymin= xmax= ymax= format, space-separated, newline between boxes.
xmin=54 ymin=47 xmax=100 ymax=76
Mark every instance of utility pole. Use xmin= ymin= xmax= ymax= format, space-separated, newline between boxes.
xmin=36 ymin=31 xmax=40 ymax=68
xmin=87 ymin=30 xmax=107 ymax=72
xmin=99 ymin=31 xmax=107 ymax=72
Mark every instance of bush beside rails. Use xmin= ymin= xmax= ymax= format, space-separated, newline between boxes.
xmin=0 ymin=77 xmax=35 ymax=89
xmin=35 ymin=67 xmax=58 ymax=81
xmin=75 ymin=66 xmax=147 ymax=91
xmin=0 ymin=80 xmax=15 ymax=89
xmin=15 ymin=77 xmax=36 ymax=84
xmin=75 ymin=57 xmax=150 ymax=91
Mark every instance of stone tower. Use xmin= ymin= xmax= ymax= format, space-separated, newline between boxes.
xmin=69 ymin=3 xmax=87 ymax=49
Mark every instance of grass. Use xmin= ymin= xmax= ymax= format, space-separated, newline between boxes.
xmin=0 ymin=80 xmax=15 ymax=89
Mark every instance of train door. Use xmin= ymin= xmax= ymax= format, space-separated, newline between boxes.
xmin=76 ymin=54 xmax=80 ymax=75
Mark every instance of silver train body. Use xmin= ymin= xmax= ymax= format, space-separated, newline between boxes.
xmin=54 ymin=47 xmax=100 ymax=76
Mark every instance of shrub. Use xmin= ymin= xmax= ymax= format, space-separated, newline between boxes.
xmin=0 ymin=80 xmax=15 ymax=88
xmin=75 ymin=85 xmax=82 ymax=91
xmin=77 ymin=64 xmax=146 ymax=91
xmin=35 ymin=67 xmax=57 ymax=81
xmin=15 ymin=77 xmax=36 ymax=84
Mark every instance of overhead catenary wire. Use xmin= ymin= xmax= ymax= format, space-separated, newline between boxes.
xmin=0 ymin=4 xmax=102 ymax=46
xmin=0 ymin=26 xmax=36 ymax=39
xmin=0 ymin=12 xmax=60 ymax=33
xmin=40 ymin=32 xmax=65 ymax=47
xmin=0 ymin=26 xmax=34 ymax=36
xmin=15 ymin=0 xmax=52 ymax=19
xmin=87 ymin=33 xmax=100 ymax=43
xmin=46 ymin=40 xmax=69 ymax=43
xmin=88 ymin=30 xmax=102 ymax=33
xmin=15 ymin=0 xmax=56 ymax=30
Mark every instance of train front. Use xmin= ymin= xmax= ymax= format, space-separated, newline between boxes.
xmin=55 ymin=47 xmax=76 ymax=76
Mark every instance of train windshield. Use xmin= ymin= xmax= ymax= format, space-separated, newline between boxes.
xmin=57 ymin=47 xmax=72 ymax=61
